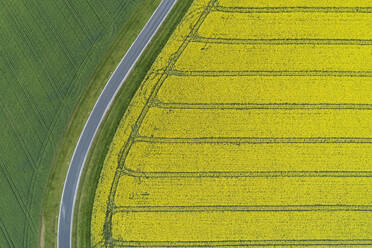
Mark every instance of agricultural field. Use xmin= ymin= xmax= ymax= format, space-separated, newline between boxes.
xmin=0 ymin=0 xmax=159 ymax=247
xmin=92 ymin=0 xmax=372 ymax=247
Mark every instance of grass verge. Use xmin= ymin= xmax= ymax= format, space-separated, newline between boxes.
xmin=41 ymin=1 xmax=162 ymax=247
xmin=72 ymin=1 xmax=193 ymax=247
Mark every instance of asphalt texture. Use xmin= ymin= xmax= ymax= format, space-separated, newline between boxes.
xmin=57 ymin=1 xmax=177 ymax=247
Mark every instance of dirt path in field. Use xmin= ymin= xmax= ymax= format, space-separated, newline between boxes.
xmin=39 ymin=216 xmax=45 ymax=248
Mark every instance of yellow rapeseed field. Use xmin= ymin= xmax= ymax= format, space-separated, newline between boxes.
xmin=91 ymin=0 xmax=372 ymax=247
xmin=199 ymin=12 xmax=372 ymax=40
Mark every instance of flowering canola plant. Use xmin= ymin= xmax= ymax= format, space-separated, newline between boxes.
xmin=91 ymin=0 xmax=372 ymax=247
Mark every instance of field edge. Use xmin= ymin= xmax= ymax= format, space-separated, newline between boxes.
xmin=72 ymin=1 xmax=193 ymax=248
xmin=40 ymin=1 xmax=162 ymax=247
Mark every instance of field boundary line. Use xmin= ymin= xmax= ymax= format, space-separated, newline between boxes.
xmin=169 ymin=70 xmax=372 ymax=77
xmin=134 ymin=136 xmax=372 ymax=144
xmin=152 ymin=101 xmax=372 ymax=110
xmin=121 ymin=166 xmax=372 ymax=178
xmin=113 ymin=205 xmax=372 ymax=213
xmin=192 ymin=36 xmax=372 ymax=45
xmin=111 ymin=239 xmax=372 ymax=247
xmin=213 ymin=6 xmax=372 ymax=13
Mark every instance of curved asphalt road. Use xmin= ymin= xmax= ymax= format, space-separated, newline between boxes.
xmin=57 ymin=1 xmax=177 ymax=247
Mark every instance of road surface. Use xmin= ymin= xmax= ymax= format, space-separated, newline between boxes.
xmin=57 ymin=0 xmax=177 ymax=247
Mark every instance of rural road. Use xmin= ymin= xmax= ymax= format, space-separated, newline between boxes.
xmin=57 ymin=0 xmax=177 ymax=247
